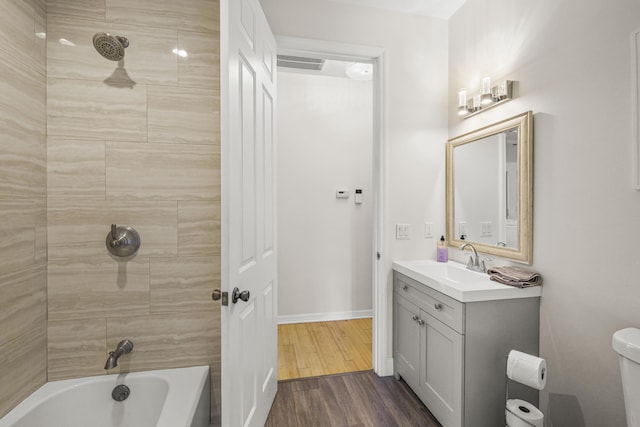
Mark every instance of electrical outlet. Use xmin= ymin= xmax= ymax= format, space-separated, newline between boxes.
xmin=424 ymin=222 xmax=433 ymax=238
xmin=396 ymin=223 xmax=410 ymax=240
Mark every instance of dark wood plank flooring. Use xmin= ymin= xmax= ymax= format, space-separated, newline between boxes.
xmin=265 ymin=370 xmax=442 ymax=427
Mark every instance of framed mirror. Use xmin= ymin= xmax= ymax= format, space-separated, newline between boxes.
xmin=446 ymin=111 xmax=533 ymax=263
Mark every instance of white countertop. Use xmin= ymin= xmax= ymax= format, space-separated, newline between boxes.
xmin=392 ymin=259 xmax=542 ymax=303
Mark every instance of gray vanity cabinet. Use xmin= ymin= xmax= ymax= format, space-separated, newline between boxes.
xmin=393 ymin=271 xmax=540 ymax=427
xmin=394 ymin=295 xmax=421 ymax=391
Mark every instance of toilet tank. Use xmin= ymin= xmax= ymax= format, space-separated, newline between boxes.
xmin=613 ymin=328 xmax=640 ymax=427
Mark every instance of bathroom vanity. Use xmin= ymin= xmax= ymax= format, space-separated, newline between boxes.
xmin=392 ymin=260 xmax=541 ymax=427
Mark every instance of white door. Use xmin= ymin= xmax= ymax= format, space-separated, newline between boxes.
xmin=220 ymin=0 xmax=278 ymax=425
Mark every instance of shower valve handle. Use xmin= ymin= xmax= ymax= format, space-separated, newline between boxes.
xmin=109 ymin=224 xmax=124 ymax=247
xmin=106 ymin=224 xmax=141 ymax=257
xmin=110 ymin=224 xmax=118 ymax=244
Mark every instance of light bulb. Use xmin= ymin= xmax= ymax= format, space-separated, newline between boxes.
xmin=481 ymin=77 xmax=493 ymax=105
xmin=481 ymin=77 xmax=491 ymax=94
xmin=458 ymin=89 xmax=467 ymax=107
xmin=457 ymin=89 xmax=468 ymax=116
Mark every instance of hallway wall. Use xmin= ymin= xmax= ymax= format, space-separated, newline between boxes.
xmin=277 ymin=69 xmax=373 ymax=321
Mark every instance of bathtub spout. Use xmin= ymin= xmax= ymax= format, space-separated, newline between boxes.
xmin=104 ymin=339 xmax=134 ymax=370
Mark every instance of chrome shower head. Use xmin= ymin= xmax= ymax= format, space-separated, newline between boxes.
xmin=93 ymin=32 xmax=129 ymax=61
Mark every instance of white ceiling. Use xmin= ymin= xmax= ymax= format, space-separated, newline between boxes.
xmin=327 ymin=0 xmax=466 ymax=19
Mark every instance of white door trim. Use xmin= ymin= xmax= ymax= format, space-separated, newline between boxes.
xmin=276 ymin=36 xmax=391 ymax=376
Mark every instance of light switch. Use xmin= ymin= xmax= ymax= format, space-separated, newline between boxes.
xmin=396 ymin=223 xmax=410 ymax=240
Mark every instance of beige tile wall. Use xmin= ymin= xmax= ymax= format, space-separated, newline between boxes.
xmin=0 ymin=0 xmax=48 ymax=419
xmin=46 ymin=0 xmax=221 ymax=424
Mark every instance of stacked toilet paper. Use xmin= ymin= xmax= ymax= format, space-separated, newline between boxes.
xmin=506 ymin=399 xmax=544 ymax=427
xmin=505 ymin=350 xmax=547 ymax=427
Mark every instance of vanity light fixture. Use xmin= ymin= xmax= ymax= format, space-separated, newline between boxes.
xmin=457 ymin=79 xmax=514 ymax=119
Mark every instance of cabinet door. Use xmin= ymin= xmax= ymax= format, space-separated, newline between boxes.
xmin=394 ymin=294 xmax=420 ymax=391
xmin=419 ymin=312 xmax=463 ymax=427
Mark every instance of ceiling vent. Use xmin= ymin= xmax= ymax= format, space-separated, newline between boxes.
xmin=277 ymin=55 xmax=325 ymax=71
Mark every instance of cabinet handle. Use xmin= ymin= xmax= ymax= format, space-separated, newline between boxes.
xmin=402 ymin=285 xmax=408 ymax=291
xmin=412 ymin=315 xmax=418 ymax=322
xmin=434 ymin=303 xmax=443 ymax=311
xmin=417 ymin=318 xmax=425 ymax=326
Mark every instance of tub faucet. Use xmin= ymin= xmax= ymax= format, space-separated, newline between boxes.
xmin=460 ymin=243 xmax=486 ymax=272
xmin=104 ymin=339 xmax=134 ymax=370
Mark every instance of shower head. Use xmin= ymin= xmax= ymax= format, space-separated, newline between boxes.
xmin=93 ymin=33 xmax=129 ymax=61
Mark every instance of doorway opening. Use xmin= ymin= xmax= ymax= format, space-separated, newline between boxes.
xmin=275 ymin=38 xmax=389 ymax=380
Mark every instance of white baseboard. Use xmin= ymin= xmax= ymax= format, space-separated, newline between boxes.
xmin=277 ymin=309 xmax=373 ymax=325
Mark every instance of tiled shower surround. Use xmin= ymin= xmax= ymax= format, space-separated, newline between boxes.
xmin=0 ymin=0 xmax=222 ymax=422
xmin=0 ymin=0 xmax=48 ymax=417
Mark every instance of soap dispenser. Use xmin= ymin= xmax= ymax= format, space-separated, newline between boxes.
xmin=437 ymin=235 xmax=448 ymax=262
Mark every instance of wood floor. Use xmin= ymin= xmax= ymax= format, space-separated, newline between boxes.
xmin=278 ymin=318 xmax=372 ymax=380
xmin=265 ymin=370 xmax=442 ymax=427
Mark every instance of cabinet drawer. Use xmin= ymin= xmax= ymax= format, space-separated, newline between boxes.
xmin=394 ymin=272 xmax=465 ymax=334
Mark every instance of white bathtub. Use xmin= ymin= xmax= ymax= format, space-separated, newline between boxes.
xmin=0 ymin=366 xmax=210 ymax=427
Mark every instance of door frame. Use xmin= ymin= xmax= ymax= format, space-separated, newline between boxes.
xmin=276 ymin=36 xmax=391 ymax=376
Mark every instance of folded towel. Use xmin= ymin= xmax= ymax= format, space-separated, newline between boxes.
xmin=486 ymin=266 xmax=543 ymax=288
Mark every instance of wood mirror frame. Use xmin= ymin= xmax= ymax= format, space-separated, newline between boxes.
xmin=446 ymin=111 xmax=533 ymax=264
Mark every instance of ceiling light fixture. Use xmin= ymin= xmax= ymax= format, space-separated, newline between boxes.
xmin=345 ymin=62 xmax=373 ymax=80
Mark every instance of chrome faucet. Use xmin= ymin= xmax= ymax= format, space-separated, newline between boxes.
xmin=460 ymin=243 xmax=486 ymax=272
xmin=104 ymin=339 xmax=133 ymax=370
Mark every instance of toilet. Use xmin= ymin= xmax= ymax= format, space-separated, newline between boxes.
xmin=612 ymin=328 xmax=640 ymax=427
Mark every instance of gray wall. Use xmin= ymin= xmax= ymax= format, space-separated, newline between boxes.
xmin=449 ymin=0 xmax=640 ymax=425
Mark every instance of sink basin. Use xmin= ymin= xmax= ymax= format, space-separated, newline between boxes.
xmin=392 ymin=259 xmax=541 ymax=302
xmin=422 ymin=261 xmax=488 ymax=284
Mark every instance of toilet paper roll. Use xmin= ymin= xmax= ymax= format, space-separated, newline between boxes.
xmin=506 ymin=399 xmax=544 ymax=427
xmin=507 ymin=350 xmax=547 ymax=390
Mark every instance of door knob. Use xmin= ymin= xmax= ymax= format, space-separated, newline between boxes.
xmin=232 ymin=287 xmax=250 ymax=304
